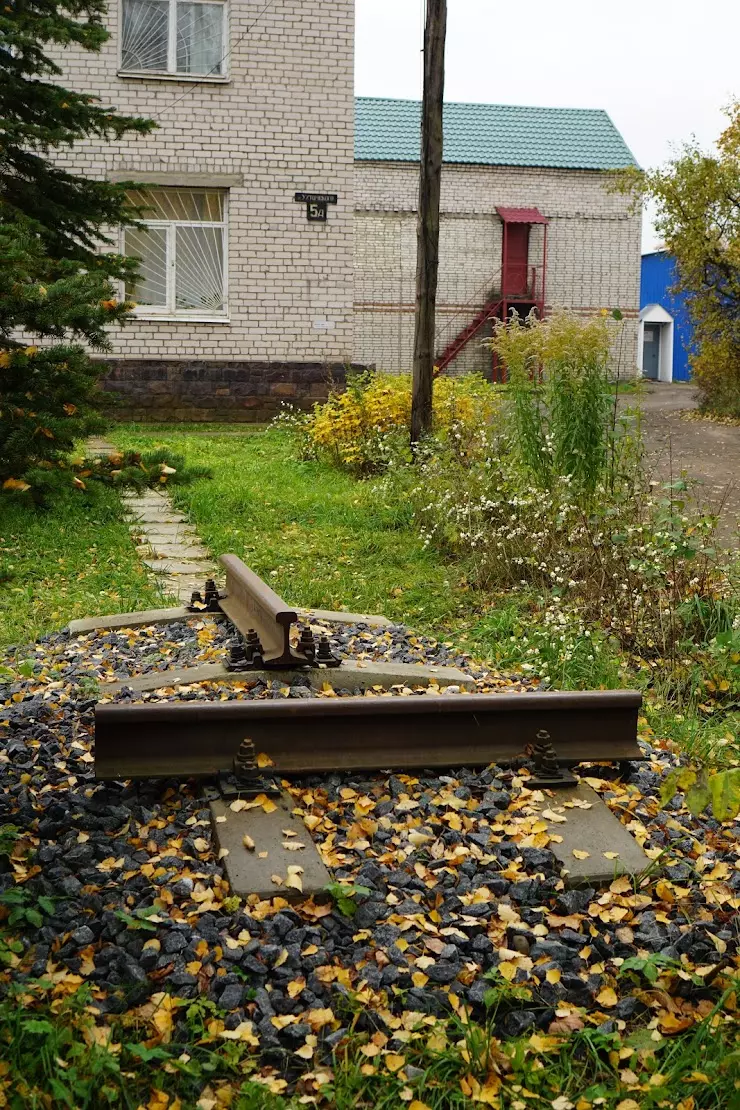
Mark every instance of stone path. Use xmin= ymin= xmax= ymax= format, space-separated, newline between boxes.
xmin=124 ymin=488 xmax=219 ymax=604
xmin=86 ymin=438 xmax=219 ymax=604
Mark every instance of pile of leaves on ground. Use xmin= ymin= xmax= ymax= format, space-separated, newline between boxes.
xmin=0 ymin=617 xmax=738 ymax=1108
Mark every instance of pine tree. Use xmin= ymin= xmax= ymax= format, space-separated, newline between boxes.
xmin=0 ymin=1 xmax=155 ymax=485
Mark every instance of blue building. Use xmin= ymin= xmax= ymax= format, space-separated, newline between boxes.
xmin=639 ymin=249 xmax=694 ymax=382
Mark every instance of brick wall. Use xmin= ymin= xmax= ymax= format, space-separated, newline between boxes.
xmin=50 ymin=0 xmax=356 ymax=392
xmin=353 ymin=162 xmax=642 ymax=376
xmin=51 ymin=8 xmax=640 ymax=419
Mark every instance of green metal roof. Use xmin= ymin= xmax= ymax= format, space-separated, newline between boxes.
xmin=355 ymin=97 xmax=637 ymax=171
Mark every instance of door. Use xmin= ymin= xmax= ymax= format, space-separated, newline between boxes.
xmin=503 ymin=224 xmax=530 ymax=296
xmin=642 ymin=323 xmax=661 ymax=379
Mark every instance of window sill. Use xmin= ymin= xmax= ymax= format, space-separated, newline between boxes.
xmin=132 ymin=313 xmax=231 ymax=324
xmin=117 ymin=70 xmax=229 ymax=84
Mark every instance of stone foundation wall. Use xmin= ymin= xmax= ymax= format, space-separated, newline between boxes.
xmin=97 ymin=361 xmax=362 ymax=422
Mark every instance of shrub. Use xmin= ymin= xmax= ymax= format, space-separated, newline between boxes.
xmin=294 ymin=371 xmax=499 ymax=474
xmin=692 ymin=331 xmax=740 ymax=419
xmin=410 ymin=428 xmax=732 ymax=668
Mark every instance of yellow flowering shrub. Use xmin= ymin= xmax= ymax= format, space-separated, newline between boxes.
xmin=305 ymin=372 xmax=499 ymax=473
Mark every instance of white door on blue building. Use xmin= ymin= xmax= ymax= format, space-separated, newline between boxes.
xmin=642 ymin=323 xmax=661 ymax=379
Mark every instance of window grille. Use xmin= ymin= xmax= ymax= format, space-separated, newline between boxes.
xmin=121 ymin=0 xmax=226 ymax=77
xmin=124 ymin=188 xmax=227 ymax=317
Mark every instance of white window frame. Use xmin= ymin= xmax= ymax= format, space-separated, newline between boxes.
xmin=123 ymin=190 xmax=229 ymax=322
xmin=118 ymin=0 xmax=229 ymax=82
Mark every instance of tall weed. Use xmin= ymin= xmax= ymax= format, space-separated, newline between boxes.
xmin=489 ymin=310 xmax=630 ymax=494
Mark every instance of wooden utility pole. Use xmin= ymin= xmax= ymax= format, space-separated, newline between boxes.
xmin=411 ymin=0 xmax=447 ymax=445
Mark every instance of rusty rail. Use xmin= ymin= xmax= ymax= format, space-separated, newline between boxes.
xmin=94 ymin=690 xmax=642 ymax=780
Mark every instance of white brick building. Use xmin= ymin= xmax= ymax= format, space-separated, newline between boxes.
xmin=353 ymin=99 xmax=641 ymax=378
xmin=51 ymin=0 xmax=640 ymax=418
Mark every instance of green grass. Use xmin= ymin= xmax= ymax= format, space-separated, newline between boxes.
xmin=1 ymin=981 xmax=737 ymax=1109
xmin=0 ymin=484 xmax=164 ymax=650
xmin=114 ymin=425 xmax=475 ymax=631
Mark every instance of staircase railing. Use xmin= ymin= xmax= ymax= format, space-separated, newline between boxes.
xmin=434 ymin=266 xmax=503 ymax=352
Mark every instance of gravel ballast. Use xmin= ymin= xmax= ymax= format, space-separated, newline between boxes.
xmin=0 ymin=615 xmax=738 ymax=1091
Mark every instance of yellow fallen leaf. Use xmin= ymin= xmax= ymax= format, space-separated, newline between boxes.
xmin=596 ymin=986 xmax=618 ymax=1008
xmin=409 ymin=1102 xmax=433 ymax=1110
xmin=243 ymin=835 xmax=255 ymax=851
xmin=542 ymin=809 xmax=567 ymax=823
xmin=258 ymin=851 xmax=268 ymax=859
xmin=270 ymin=874 xmax=284 ymax=886
xmin=385 ymin=1053 xmax=406 ymax=1072
xmin=546 ymin=967 xmax=562 ymax=984
xmin=655 ymin=879 xmax=675 ymax=904
xmin=285 ymin=865 xmax=304 ymax=893
xmin=603 ymin=851 xmax=619 ymax=859
xmin=283 ymin=841 xmax=305 ymax=851
xmin=257 ymin=752 xmax=275 ymax=768
xmin=306 ymin=1008 xmax=335 ymax=1029
xmin=295 ymin=1043 xmax=314 ymax=1059
xmin=497 ymin=961 xmax=517 ymax=981
xmin=287 ymin=978 xmax=306 ymax=999
xmin=572 ymin=849 xmax=590 ymax=860
xmin=218 ymin=1021 xmax=258 ymax=1045
xmin=192 ymin=837 xmax=209 ymax=853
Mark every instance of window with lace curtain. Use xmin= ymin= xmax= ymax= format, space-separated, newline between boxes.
xmin=120 ymin=0 xmax=227 ymax=77
xmin=123 ymin=188 xmax=228 ymax=319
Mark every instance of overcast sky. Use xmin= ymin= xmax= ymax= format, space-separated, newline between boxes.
xmin=354 ymin=0 xmax=739 ymax=249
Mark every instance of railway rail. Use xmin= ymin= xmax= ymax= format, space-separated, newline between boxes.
xmin=88 ymin=554 xmax=650 ymax=889
xmin=94 ymin=553 xmax=642 ymax=783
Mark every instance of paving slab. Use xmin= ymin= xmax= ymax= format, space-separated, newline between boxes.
xmin=130 ymin=523 xmax=200 ymax=538
xmin=125 ymin=510 xmax=191 ymax=524
xmin=143 ymin=559 xmax=216 ymax=575
xmin=101 ymin=658 xmax=474 ymax=695
xmin=85 ymin=437 xmax=117 ymax=456
xmin=138 ymin=543 xmax=211 ymax=559
xmin=68 ymin=606 xmax=203 ymax=634
xmin=123 ymin=495 xmax=170 ymax=508
xmin=211 ymin=793 xmax=330 ymax=900
xmin=541 ymin=783 xmax=650 ymax=885
xmin=300 ymin=607 xmax=392 ymax=628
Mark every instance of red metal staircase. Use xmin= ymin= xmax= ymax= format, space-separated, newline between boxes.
xmin=436 ymin=297 xmax=503 ymax=372
xmin=435 ymin=206 xmax=549 ymax=379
